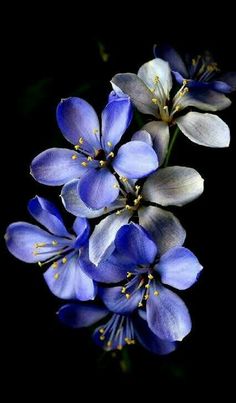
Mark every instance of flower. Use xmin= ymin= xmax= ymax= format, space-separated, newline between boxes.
xmin=30 ymin=96 xmax=158 ymax=210
xmin=58 ymin=302 xmax=176 ymax=355
xmin=81 ymin=223 xmax=203 ymax=342
xmin=61 ymin=165 xmax=204 ymax=265
xmin=154 ymin=43 xmax=236 ymax=94
xmin=112 ymin=58 xmax=230 ymax=148
xmin=5 ymin=196 xmax=96 ymax=301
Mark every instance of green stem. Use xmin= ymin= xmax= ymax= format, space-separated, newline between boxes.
xmin=164 ymin=126 xmax=180 ymax=167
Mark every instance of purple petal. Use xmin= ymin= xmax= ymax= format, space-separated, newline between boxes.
xmin=79 ymin=168 xmax=120 ymax=210
xmin=56 ymin=97 xmax=101 ymax=151
xmin=146 ymin=283 xmax=192 ymax=342
xmin=217 ymin=72 xmax=236 ymax=91
xmin=31 ymin=148 xmax=88 ymax=186
xmin=154 ymin=44 xmax=188 ymax=78
xmin=58 ymin=303 xmax=108 ymax=328
xmin=156 ymin=247 xmax=203 ymax=290
xmin=101 ymin=97 xmax=133 ymax=152
xmin=113 ymin=141 xmax=158 ymax=179
xmin=115 ymin=223 xmax=157 ymax=265
xmin=28 ymin=196 xmax=71 ymax=237
xmin=72 ymin=217 xmax=90 ymax=248
xmin=99 ymin=285 xmax=142 ymax=314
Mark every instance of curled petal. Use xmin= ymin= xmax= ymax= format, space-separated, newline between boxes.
xmin=58 ymin=303 xmax=108 ymax=328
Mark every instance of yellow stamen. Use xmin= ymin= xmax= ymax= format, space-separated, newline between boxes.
xmin=79 ymin=137 xmax=84 ymax=144
xmin=81 ymin=161 xmax=88 ymax=167
xmin=151 ymin=98 xmax=158 ymax=105
xmin=100 ymin=335 xmax=105 ymax=341
xmin=99 ymin=328 xmax=104 ymax=334
xmin=99 ymin=160 xmax=106 ymax=167
xmin=87 ymin=156 xmax=93 ymax=161
xmin=127 ymin=272 xmax=132 ymax=278
xmin=145 ymin=284 xmax=150 ymax=289
xmin=107 ymin=141 xmax=112 ymax=147
xmin=107 ymin=341 xmax=112 ymax=347
xmin=52 ymin=240 xmax=58 ymax=246
xmin=125 ymin=293 xmax=130 ymax=300
xmin=71 ymin=154 xmax=78 ymax=160
xmin=154 ymin=290 xmax=159 ymax=296
xmin=153 ymin=75 xmax=159 ymax=84
xmin=93 ymin=128 xmax=99 ymax=135
xmin=113 ymin=184 xmax=119 ymax=189
xmin=144 ymin=294 xmax=149 ymax=300
xmin=62 ymin=257 xmax=67 ymax=264
xmin=35 ymin=242 xmax=47 ymax=248
xmin=38 ymin=262 xmax=43 ymax=267
xmin=108 ymin=152 xmax=114 ymax=158
xmin=54 ymin=273 xmax=60 ymax=280
xmin=52 ymin=262 xmax=58 ymax=269
xmin=74 ymin=145 xmax=80 ymax=150
xmin=125 ymin=205 xmax=132 ymax=210
xmin=121 ymin=287 xmax=126 ymax=294
xmin=138 ymin=302 xmax=143 ymax=308
xmin=148 ymin=274 xmax=154 ymax=280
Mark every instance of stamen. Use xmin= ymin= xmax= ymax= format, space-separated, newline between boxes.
xmin=148 ymin=274 xmax=154 ymax=280
xmin=154 ymin=290 xmax=159 ymax=296
xmin=54 ymin=273 xmax=60 ymax=280
xmin=52 ymin=241 xmax=58 ymax=246
xmin=74 ymin=145 xmax=80 ymax=150
xmin=81 ymin=161 xmax=88 ymax=167
xmin=108 ymin=152 xmax=114 ymax=158
xmin=99 ymin=160 xmax=106 ymax=167
xmin=127 ymin=272 xmax=132 ymax=278
xmin=152 ymin=98 xmax=158 ymax=105
xmin=125 ymin=293 xmax=130 ymax=299
xmin=93 ymin=128 xmax=99 ymax=135
xmin=87 ymin=156 xmax=93 ymax=161
xmin=62 ymin=257 xmax=67 ymax=264
xmin=113 ymin=183 xmax=119 ymax=189
xmin=79 ymin=137 xmax=84 ymax=144
xmin=34 ymin=242 xmax=47 ymax=248
xmin=71 ymin=154 xmax=78 ymax=160
xmin=121 ymin=287 xmax=126 ymax=294
xmin=52 ymin=262 xmax=58 ymax=269
xmin=107 ymin=141 xmax=112 ymax=147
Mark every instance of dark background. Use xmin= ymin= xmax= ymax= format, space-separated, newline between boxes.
xmin=1 ymin=9 xmax=235 ymax=396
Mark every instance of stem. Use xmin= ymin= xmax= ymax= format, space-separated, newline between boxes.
xmin=164 ymin=126 xmax=180 ymax=167
xmin=120 ymin=347 xmax=132 ymax=373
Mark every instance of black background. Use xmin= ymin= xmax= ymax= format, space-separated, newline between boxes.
xmin=1 ymin=8 xmax=235 ymax=396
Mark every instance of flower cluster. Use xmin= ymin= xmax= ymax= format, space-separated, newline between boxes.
xmin=5 ymin=44 xmax=235 ymax=355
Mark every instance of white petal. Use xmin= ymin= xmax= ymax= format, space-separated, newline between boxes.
xmin=142 ymin=121 xmax=170 ymax=165
xmin=138 ymin=58 xmax=172 ymax=100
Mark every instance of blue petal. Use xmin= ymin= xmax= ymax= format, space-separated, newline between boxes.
xmin=156 ymin=247 xmax=203 ymax=290
xmin=79 ymin=168 xmax=119 ymax=210
xmin=58 ymin=303 xmax=108 ymax=328
xmin=80 ymin=247 xmax=131 ymax=283
xmin=72 ymin=217 xmax=90 ymax=248
xmin=28 ymin=196 xmax=71 ymax=237
xmin=172 ymin=70 xmax=186 ymax=84
xmin=134 ymin=314 xmax=176 ymax=355
xmin=146 ymin=283 xmax=192 ymax=342
xmin=101 ymin=97 xmax=133 ymax=152
xmin=5 ymin=222 xmax=61 ymax=263
xmin=99 ymin=285 xmax=142 ymax=314
xmin=210 ymin=80 xmax=232 ymax=93
xmin=113 ymin=141 xmax=158 ymax=179
xmin=115 ymin=223 xmax=157 ymax=265
xmin=218 ymin=72 xmax=236 ymax=91
xmin=56 ymin=97 xmax=101 ymax=151
xmin=61 ymin=179 xmax=109 ymax=218
xmin=44 ymin=255 xmax=97 ymax=300
xmin=89 ymin=210 xmax=132 ymax=266
xmin=31 ymin=148 xmax=88 ymax=186
xmin=154 ymin=44 xmax=188 ymax=78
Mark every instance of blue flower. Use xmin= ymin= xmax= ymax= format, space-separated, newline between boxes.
xmin=81 ymin=223 xmax=203 ymax=342
xmin=62 ymin=165 xmax=204 ymax=266
xmin=5 ymin=196 xmax=96 ymax=301
xmin=112 ymin=58 xmax=230 ymax=148
xmin=30 ymin=97 xmax=158 ymax=210
xmin=154 ymin=43 xmax=236 ymax=94
xmin=58 ymin=302 xmax=176 ymax=355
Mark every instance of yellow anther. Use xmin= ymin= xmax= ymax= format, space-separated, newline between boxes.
xmin=130 ymin=340 xmax=136 ymax=345
xmin=52 ymin=240 xmax=58 ymax=246
xmin=71 ymin=154 xmax=78 ymax=160
xmin=153 ymin=75 xmax=159 ymax=84
xmin=121 ymin=287 xmax=126 ymax=294
xmin=99 ymin=160 xmax=106 ymax=167
xmin=154 ymin=290 xmax=159 ymax=296
xmin=93 ymin=128 xmax=99 ymax=134
xmin=175 ymin=105 xmax=180 ymax=112
xmin=183 ymin=79 xmax=189 ymax=86
xmin=113 ymin=184 xmax=119 ymax=189
xmin=125 ymin=293 xmax=130 ymax=300
xmin=81 ymin=161 xmax=88 ymax=167
xmin=152 ymin=98 xmax=158 ymax=105
xmin=149 ymin=87 xmax=155 ymax=93
xmin=119 ymin=176 xmax=127 ymax=183
xmin=144 ymin=294 xmax=149 ymax=300
xmin=115 ymin=210 xmax=122 ymax=215
xmin=35 ymin=242 xmax=47 ymax=248
xmin=52 ymin=262 xmax=58 ymax=269
xmin=192 ymin=58 xmax=196 ymax=66
xmin=87 ymin=156 xmax=93 ymax=161
xmin=138 ymin=302 xmax=143 ymax=308
xmin=99 ymin=328 xmax=105 ymax=334
xmin=125 ymin=205 xmax=132 ymax=210
xmin=108 ymin=152 xmax=114 ymax=158
xmin=54 ymin=273 xmax=60 ymax=280
xmin=107 ymin=341 xmax=112 ymax=347
xmin=125 ymin=337 xmax=130 ymax=344
xmin=148 ymin=274 xmax=154 ymax=280
xmin=74 ymin=144 xmax=80 ymax=150
xmin=62 ymin=257 xmax=67 ymax=264
xmin=38 ymin=262 xmax=43 ymax=267
xmin=100 ymin=335 xmax=105 ymax=341
xmin=79 ymin=137 xmax=84 ymax=144
xmin=145 ymin=284 xmax=150 ymax=289
xmin=107 ymin=141 xmax=112 ymax=147
xmin=127 ymin=272 xmax=132 ymax=278
xmin=135 ymin=185 xmax=140 ymax=191
xmin=117 ymin=345 xmax=123 ymax=350
xmin=33 ymin=251 xmax=39 ymax=256
xmin=163 ymin=105 xmax=168 ymax=111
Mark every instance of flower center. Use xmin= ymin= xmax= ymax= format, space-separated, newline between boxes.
xmin=98 ymin=314 xmax=135 ymax=351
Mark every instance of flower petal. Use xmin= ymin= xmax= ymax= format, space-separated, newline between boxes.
xmin=115 ymin=223 xmax=157 ymax=265
xmin=180 ymin=89 xmax=231 ymax=111
xmin=28 ymin=196 xmax=71 ymax=237
xmin=44 ymin=255 xmax=96 ymax=300
xmin=31 ymin=148 xmax=88 ymax=186
xmin=89 ymin=211 xmax=132 ymax=266
xmin=111 ymin=74 xmax=157 ymax=116
xmin=142 ymin=121 xmax=170 ymax=165
xmin=56 ymin=97 xmax=101 ymax=151
xmin=134 ymin=314 xmax=176 ymax=355
xmin=217 ymin=72 xmax=236 ymax=91
xmin=99 ymin=285 xmax=142 ymax=314
xmin=138 ymin=58 xmax=172 ymax=99
xmin=79 ymin=168 xmax=119 ymax=210
xmin=5 ymin=222 xmax=59 ymax=263
xmin=142 ymin=166 xmax=204 ymax=207
xmin=138 ymin=206 xmax=186 ymax=255
xmin=72 ymin=217 xmax=90 ymax=248
xmin=58 ymin=303 xmax=108 ymax=328
xmin=80 ymin=248 xmax=130 ymax=283
xmin=154 ymin=44 xmax=188 ymax=78
xmin=176 ymin=112 xmax=230 ymax=148
xmin=101 ymin=97 xmax=133 ymax=152
xmin=147 ymin=283 xmax=192 ymax=341
xmin=156 ymin=247 xmax=203 ymax=290
xmin=61 ymin=179 xmax=123 ymax=218
xmin=113 ymin=141 xmax=158 ymax=179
